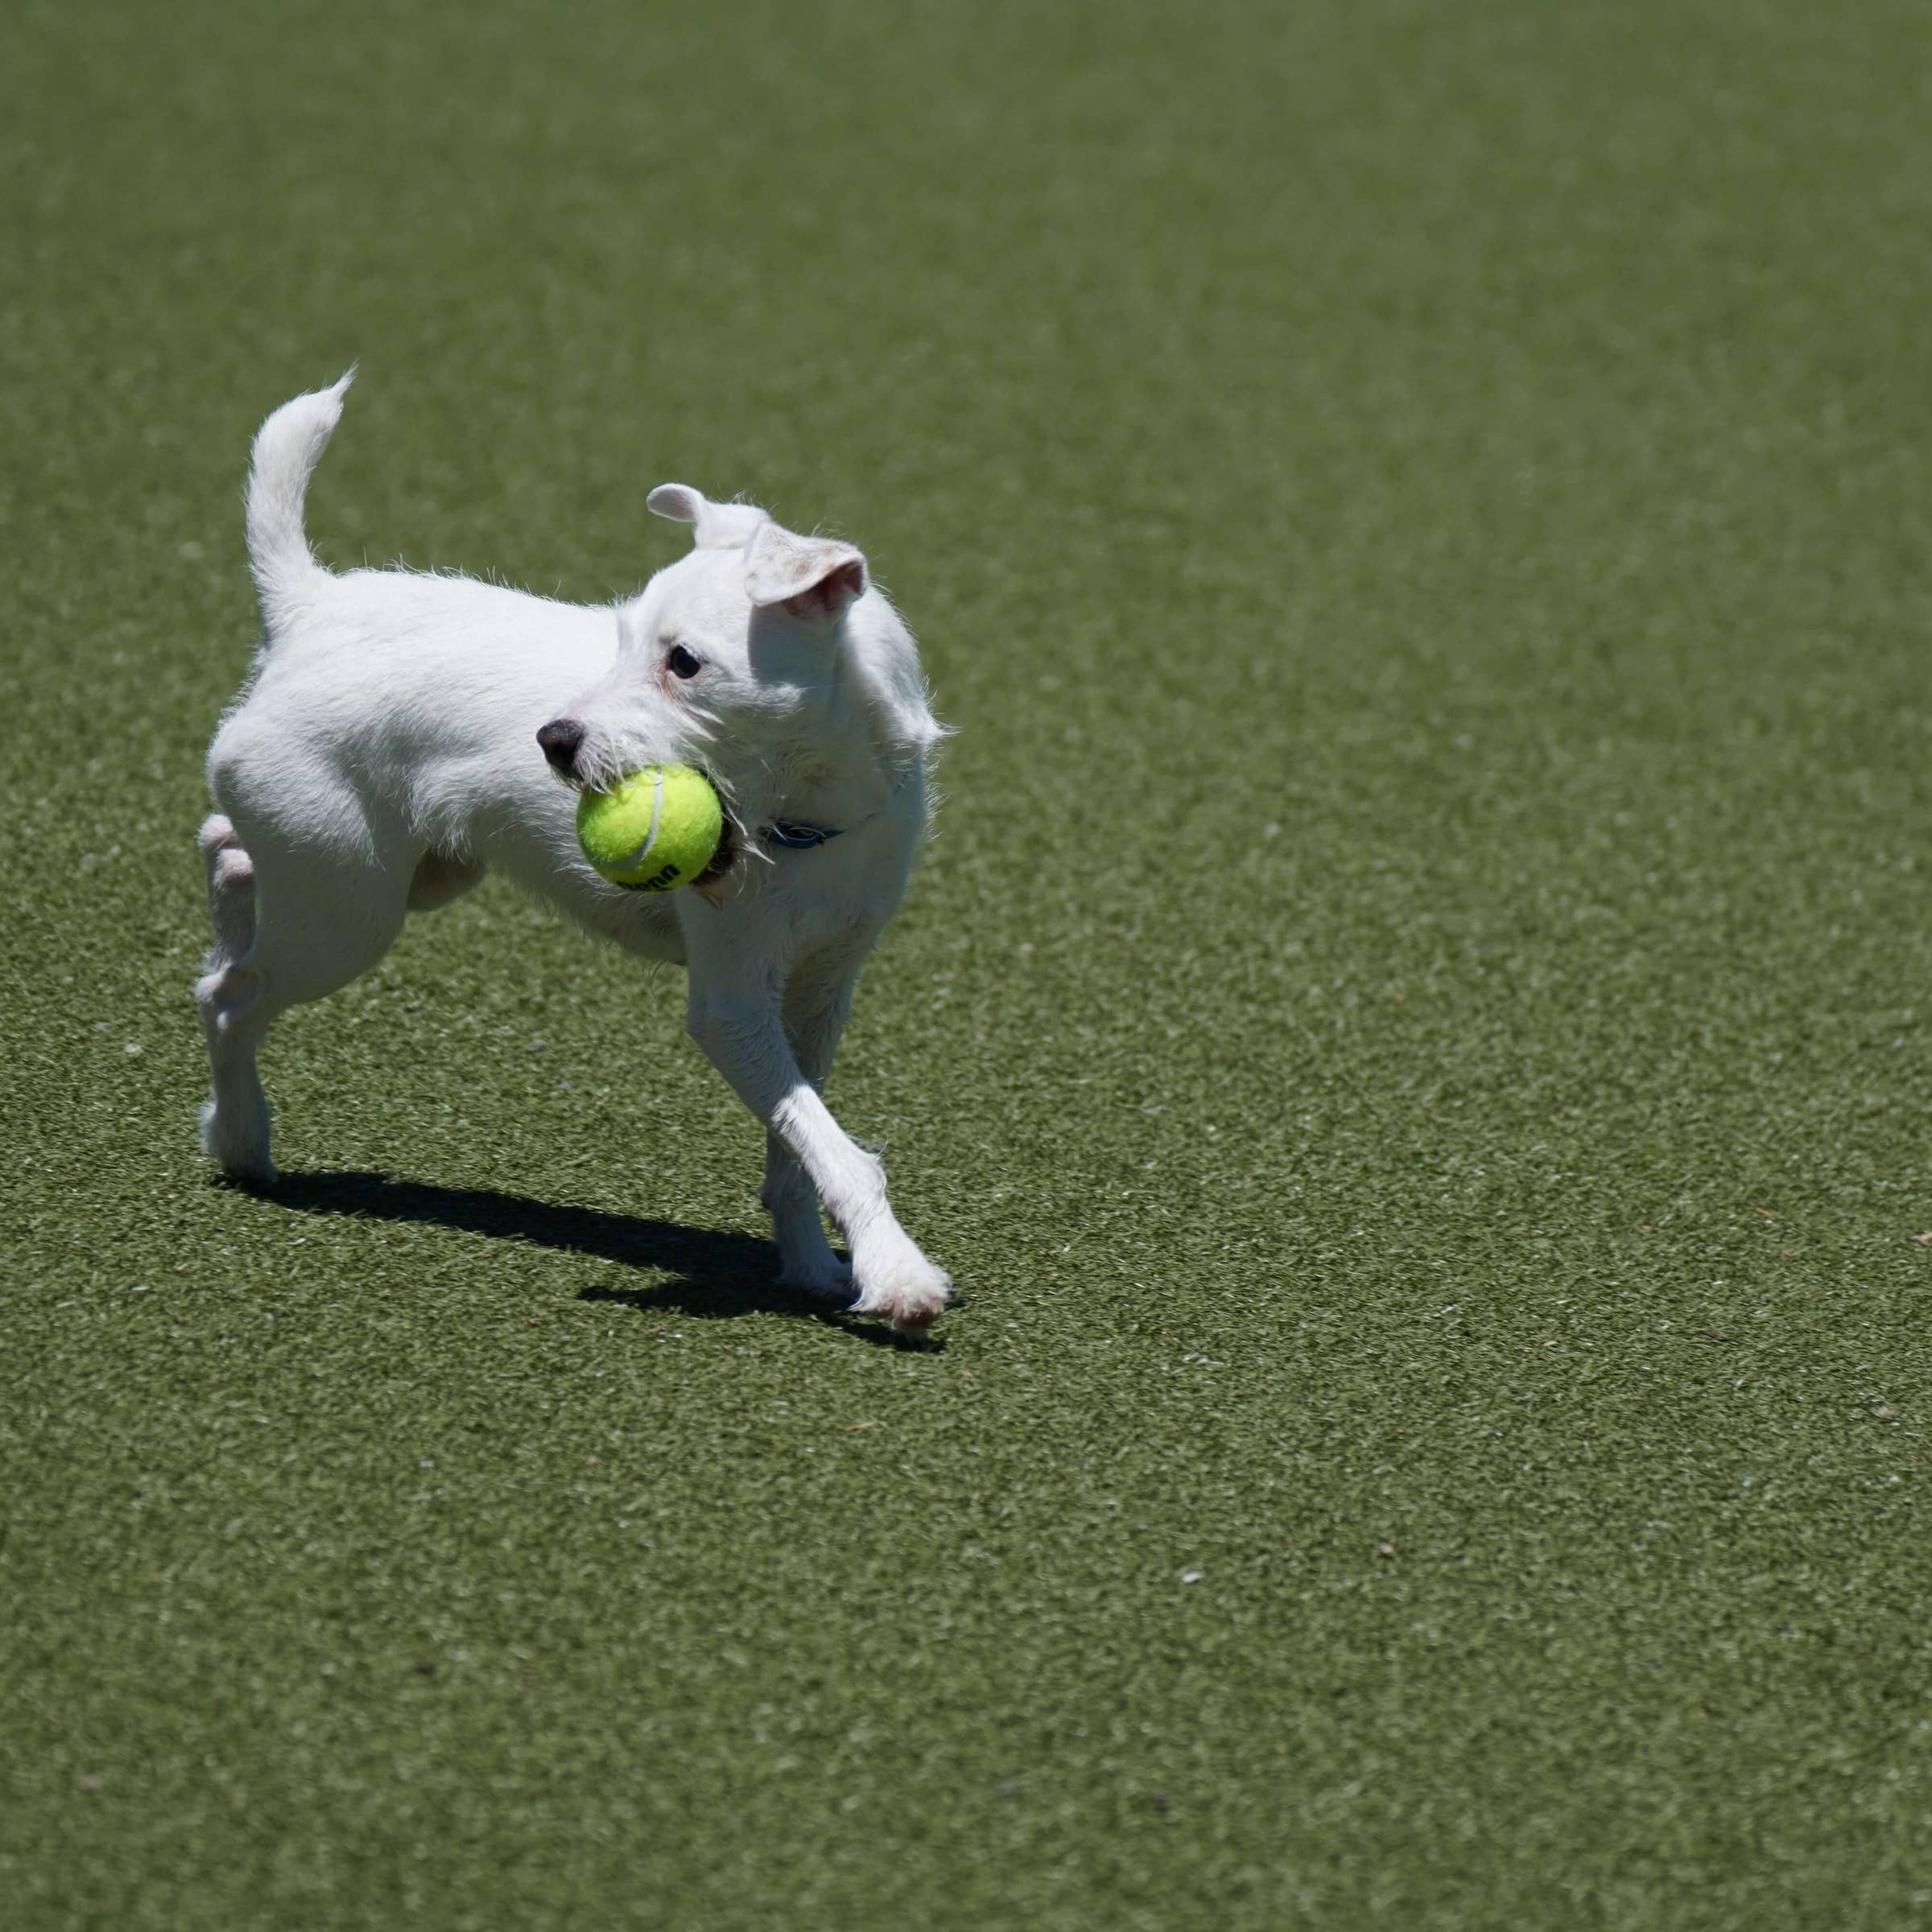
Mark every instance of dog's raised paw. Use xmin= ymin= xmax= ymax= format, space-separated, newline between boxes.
xmin=851 ymin=1246 xmax=952 ymax=1332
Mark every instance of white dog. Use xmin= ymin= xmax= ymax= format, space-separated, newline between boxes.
xmin=196 ymin=375 xmax=952 ymax=1331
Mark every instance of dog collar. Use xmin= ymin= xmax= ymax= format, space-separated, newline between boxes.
xmin=766 ymin=819 xmax=842 ymax=850
xmin=760 ymin=760 xmax=923 ymax=854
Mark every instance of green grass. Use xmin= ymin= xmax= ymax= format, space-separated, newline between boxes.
xmin=6 ymin=1 xmax=1932 ymax=1924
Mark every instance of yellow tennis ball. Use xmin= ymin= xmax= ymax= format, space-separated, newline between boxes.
xmin=576 ymin=766 xmax=724 ymax=890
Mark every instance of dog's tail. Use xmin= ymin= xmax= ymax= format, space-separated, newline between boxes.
xmin=245 ymin=369 xmax=354 ymax=623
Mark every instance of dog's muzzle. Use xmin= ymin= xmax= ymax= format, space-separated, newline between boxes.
xmin=537 ymin=717 xmax=585 ymax=780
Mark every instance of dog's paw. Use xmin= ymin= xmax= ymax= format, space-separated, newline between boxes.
xmin=778 ymin=1253 xmax=855 ymax=1305
xmin=199 ymin=1100 xmax=278 ymax=1185
xmin=217 ymin=1147 xmax=281 ymax=1187
xmin=851 ymin=1243 xmax=953 ymax=1333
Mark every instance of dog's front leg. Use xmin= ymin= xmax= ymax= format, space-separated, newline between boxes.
xmin=686 ymin=972 xmax=950 ymax=1333
xmin=760 ymin=960 xmax=860 ymax=1302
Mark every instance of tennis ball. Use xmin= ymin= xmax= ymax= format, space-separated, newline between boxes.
xmin=576 ymin=766 xmax=724 ymax=891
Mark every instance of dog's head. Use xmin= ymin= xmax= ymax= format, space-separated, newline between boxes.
xmin=537 ymin=485 xmax=927 ymax=864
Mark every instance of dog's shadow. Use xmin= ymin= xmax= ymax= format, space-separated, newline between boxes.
xmin=240 ymin=1169 xmax=936 ymax=1351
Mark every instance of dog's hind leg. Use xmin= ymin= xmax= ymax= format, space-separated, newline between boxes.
xmin=195 ymin=815 xmax=275 ymax=1179
xmin=193 ymin=816 xmax=407 ymax=1181
xmin=199 ymin=814 xmax=256 ymax=958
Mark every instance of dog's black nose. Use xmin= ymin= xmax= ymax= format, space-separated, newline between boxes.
xmin=537 ymin=717 xmax=586 ymax=778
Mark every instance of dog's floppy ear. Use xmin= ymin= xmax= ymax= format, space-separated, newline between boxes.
xmin=744 ymin=520 xmax=869 ymax=626
xmin=647 ymin=483 xmax=766 ymax=551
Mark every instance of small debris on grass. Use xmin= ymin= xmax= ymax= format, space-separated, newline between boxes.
xmin=1876 ymin=1405 xmax=1896 ymax=1419
xmin=1179 ymin=1568 xmax=1203 ymax=1584
xmin=1915 ymin=1233 xmax=1932 ymax=1247
xmin=1377 ymin=1543 xmax=1396 ymax=1558
xmin=123 ymin=1042 xmax=142 ymax=1055
xmin=77 ymin=1775 xmax=102 ymax=1794
xmin=845 ymin=1421 xmax=878 ymax=1431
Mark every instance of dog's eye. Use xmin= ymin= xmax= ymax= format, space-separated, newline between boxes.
xmin=665 ymin=643 xmax=702 ymax=680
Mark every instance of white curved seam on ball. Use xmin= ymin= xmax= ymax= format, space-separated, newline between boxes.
xmin=612 ymin=769 xmax=665 ymax=874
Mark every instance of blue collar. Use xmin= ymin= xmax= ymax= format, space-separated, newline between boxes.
xmin=766 ymin=819 xmax=842 ymax=850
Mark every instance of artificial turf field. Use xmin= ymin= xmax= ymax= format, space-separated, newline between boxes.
xmin=5 ymin=1 xmax=1932 ymax=1924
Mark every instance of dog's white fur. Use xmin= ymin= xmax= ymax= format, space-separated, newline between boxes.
xmin=196 ymin=375 xmax=952 ymax=1331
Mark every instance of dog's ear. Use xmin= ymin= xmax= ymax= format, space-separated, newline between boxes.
xmin=647 ymin=483 xmax=766 ymax=551
xmin=744 ymin=521 xmax=869 ymax=627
